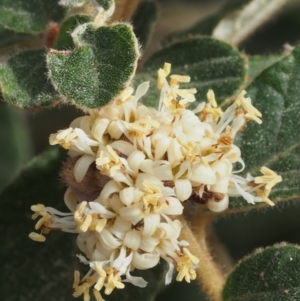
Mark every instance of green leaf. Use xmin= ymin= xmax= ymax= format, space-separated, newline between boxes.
xmin=228 ymin=45 xmax=300 ymax=210
xmin=223 ymin=243 xmax=300 ymax=301
xmin=47 ymin=22 xmax=140 ymax=109
xmin=0 ymin=0 xmax=66 ymax=34
xmin=136 ymin=37 xmax=245 ymax=107
xmin=247 ymin=54 xmax=284 ymax=83
xmin=0 ymin=146 xmax=167 ymax=300
xmin=54 ymin=15 xmax=91 ymax=50
xmin=0 ymin=147 xmax=78 ymax=301
xmin=0 ymin=49 xmax=59 ymax=109
xmin=0 ymin=103 xmax=32 ymax=192
xmin=132 ymin=0 xmax=158 ymax=50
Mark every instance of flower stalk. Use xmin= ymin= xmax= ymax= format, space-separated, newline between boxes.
xmin=180 ymin=215 xmax=225 ymax=301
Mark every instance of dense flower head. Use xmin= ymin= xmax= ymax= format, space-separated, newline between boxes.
xmin=29 ymin=63 xmax=281 ymax=301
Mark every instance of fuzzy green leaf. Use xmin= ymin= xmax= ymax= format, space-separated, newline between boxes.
xmin=132 ymin=0 xmax=158 ymax=50
xmin=47 ymin=23 xmax=139 ymax=109
xmin=228 ymin=45 xmax=300 ymax=210
xmin=137 ymin=37 xmax=245 ymax=107
xmin=0 ymin=0 xmax=66 ymax=34
xmin=0 ymin=49 xmax=59 ymax=109
xmin=223 ymin=244 xmax=300 ymax=301
xmin=0 ymin=103 xmax=32 ymax=192
xmin=247 ymin=54 xmax=284 ymax=83
xmin=0 ymin=146 xmax=167 ymax=301
xmin=0 ymin=147 xmax=77 ymax=301
xmin=54 ymin=15 xmax=91 ymax=50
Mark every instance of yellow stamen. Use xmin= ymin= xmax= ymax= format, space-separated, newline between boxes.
xmin=29 ymin=232 xmax=46 ymax=242
xmin=207 ymin=89 xmax=217 ymax=108
xmin=170 ymin=74 xmax=191 ymax=83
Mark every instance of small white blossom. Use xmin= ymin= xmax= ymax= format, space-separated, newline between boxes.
xmin=30 ymin=63 xmax=281 ymax=301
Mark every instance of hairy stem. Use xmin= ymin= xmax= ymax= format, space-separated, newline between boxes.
xmin=212 ymin=0 xmax=291 ymax=46
xmin=111 ymin=0 xmax=141 ymax=22
xmin=180 ymin=215 xmax=226 ymax=301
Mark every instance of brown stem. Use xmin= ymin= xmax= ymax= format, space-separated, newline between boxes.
xmin=111 ymin=0 xmax=141 ymax=22
xmin=0 ymin=38 xmax=44 ymax=59
xmin=180 ymin=215 xmax=226 ymax=301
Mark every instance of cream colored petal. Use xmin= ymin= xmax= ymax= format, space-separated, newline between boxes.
xmin=167 ymin=139 xmax=183 ymax=164
xmin=139 ymin=236 xmax=159 ymax=253
xmin=174 ymin=179 xmax=192 ymax=202
xmin=123 ymin=229 xmax=142 ymax=251
xmin=119 ymin=187 xmax=135 ymax=206
xmin=89 ymin=202 xmax=116 ymax=218
xmin=165 ymin=260 xmax=175 ymax=284
xmin=210 ymin=177 xmax=229 ymax=193
xmin=108 ymin=120 xmax=123 ymax=139
xmin=110 ymin=140 xmax=134 ymax=157
xmin=73 ymin=155 xmax=95 ymax=183
xmin=125 ymin=270 xmax=148 ymax=288
xmin=135 ymin=173 xmax=162 ymax=190
xmin=163 ymin=197 xmax=184 ymax=215
xmin=64 ymin=187 xmax=78 ymax=212
xmin=222 ymin=145 xmax=241 ymax=163
xmin=134 ymin=81 xmax=150 ymax=102
xmin=211 ymin=160 xmax=232 ymax=179
xmin=207 ymin=194 xmax=229 ymax=212
xmin=189 ymin=164 xmax=216 ymax=185
xmin=91 ymin=118 xmax=109 ymax=142
xmin=119 ymin=204 xmax=143 ymax=225
xmin=98 ymin=228 xmax=121 ymax=250
xmin=139 ymin=159 xmax=155 ymax=175
xmin=142 ymin=214 xmax=160 ymax=237
xmin=111 ymin=216 xmax=132 ymax=239
xmin=108 ymin=194 xmax=124 ymax=213
xmin=132 ymin=250 xmax=160 ymax=270
xmin=154 ymin=163 xmax=173 ymax=181
xmin=127 ymin=150 xmax=146 ymax=174
xmin=98 ymin=180 xmax=121 ymax=204
xmin=154 ymin=137 xmax=171 ymax=160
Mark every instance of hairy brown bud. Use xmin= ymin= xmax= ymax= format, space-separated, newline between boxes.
xmin=61 ymin=157 xmax=110 ymax=202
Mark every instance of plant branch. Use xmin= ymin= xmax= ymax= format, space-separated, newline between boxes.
xmin=212 ymin=0 xmax=291 ymax=46
xmin=111 ymin=0 xmax=141 ymax=22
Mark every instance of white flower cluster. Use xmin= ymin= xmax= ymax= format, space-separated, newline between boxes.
xmin=29 ymin=63 xmax=281 ymax=301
